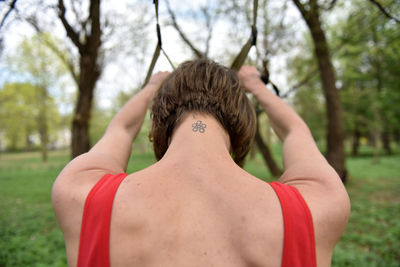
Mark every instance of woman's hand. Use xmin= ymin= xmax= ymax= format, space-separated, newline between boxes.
xmin=238 ymin=66 xmax=265 ymax=95
xmin=145 ymin=71 xmax=171 ymax=96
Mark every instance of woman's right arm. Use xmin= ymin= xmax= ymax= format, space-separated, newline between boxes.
xmin=238 ymin=65 xmax=351 ymax=256
xmin=238 ymin=66 xmax=330 ymax=179
xmin=238 ymin=66 xmax=349 ymax=203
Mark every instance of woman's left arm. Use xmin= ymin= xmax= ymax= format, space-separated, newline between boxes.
xmin=89 ymin=71 xmax=170 ymax=171
xmin=56 ymin=71 xmax=170 ymax=179
xmin=51 ymin=72 xmax=169 ymax=241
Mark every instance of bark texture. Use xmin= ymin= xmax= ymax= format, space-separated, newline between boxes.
xmin=351 ymin=128 xmax=361 ymax=157
xmin=58 ymin=0 xmax=102 ymax=158
xmin=382 ymin=129 xmax=392 ymax=155
xmin=38 ymin=86 xmax=49 ymax=162
xmin=293 ymin=0 xmax=347 ymax=182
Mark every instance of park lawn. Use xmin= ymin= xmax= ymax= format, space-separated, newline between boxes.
xmin=0 ymin=148 xmax=399 ymax=266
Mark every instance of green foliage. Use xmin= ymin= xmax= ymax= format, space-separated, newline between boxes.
xmin=17 ymin=34 xmax=72 ymax=86
xmin=287 ymin=0 xmax=400 ymax=152
xmin=1 ymin=33 xmax=72 ymax=153
xmin=1 ymin=148 xmax=399 ymax=266
xmin=9 ymin=34 xmax=70 ymax=88
xmin=287 ymin=36 xmax=327 ymax=142
xmin=293 ymin=85 xmax=326 ymax=142
xmin=0 ymin=83 xmax=60 ymax=150
xmin=333 ymin=0 xmax=400 ymax=142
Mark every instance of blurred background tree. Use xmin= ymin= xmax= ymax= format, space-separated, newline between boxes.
xmin=0 ymin=0 xmax=399 ymax=179
xmin=0 ymin=82 xmax=60 ymax=158
xmin=333 ymin=0 xmax=400 ymax=161
xmin=1 ymin=34 xmax=67 ymax=161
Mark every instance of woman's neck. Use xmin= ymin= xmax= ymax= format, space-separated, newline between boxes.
xmin=161 ymin=113 xmax=233 ymax=165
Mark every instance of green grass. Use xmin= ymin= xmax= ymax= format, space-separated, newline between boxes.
xmin=0 ymin=147 xmax=399 ymax=266
xmin=332 ymin=152 xmax=400 ymax=266
xmin=0 ymin=150 xmax=68 ymax=266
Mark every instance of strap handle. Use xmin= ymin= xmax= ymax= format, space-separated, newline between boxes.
xmin=143 ymin=0 xmax=175 ymax=87
xmin=230 ymin=0 xmax=258 ymax=71
xmin=230 ymin=0 xmax=280 ymax=97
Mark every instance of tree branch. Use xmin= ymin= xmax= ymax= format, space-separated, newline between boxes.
xmin=70 ymin=1 xmax=87 ymax=33
xmin=202 ymin=6 xmax=214 ymax=58
xmin=41 ymin=37 xmax=79 ymax=85
xmin=89 ymin=0 xmax=101 ymax=45
xmin=24 ymin=17 xmax=79 ymax=85
xmin=0 ymin=0 xmax=18 ymax=30
xmin=292 ymin=0 xmax=308 ymax=16
xmin=165 ymin=0 xmax=204 ymax=58
xmin=309 ymin=0 xmax=318 ymax=14
xmin=368 ymin=0 xmax=400 ymax=24
xmin=87 ymin=0 xmax=101 ymax=53
xmin=281 ymin=67 xmax=319 ymax=98
xmin=326 ymin=0 xmax=338 ymax=11
xmin=57 ymin=0 xmax=84 ymax=54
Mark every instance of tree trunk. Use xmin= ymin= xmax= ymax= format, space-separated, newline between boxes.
xmin=38 ymin=86 xmax=49 ymax=162
xmin=58 ymin=0 xmax=102 ymax=159
xmin=71 ymin=54 xmax=100 ymax=158
xmin=372 ymin=128 xmax=380 ymax=164
xmin=371 ymin=102 xmax=381 ymax=163
xmin=25 ymin=133 xmax=34 ymax=151
xmin=293 ymin=0 xmax=347 ymax=182
xmin=368 ymin=131 xmax=377 ymax=147
xmin=254 ymin=117 xmax=282 ymax=177
xmin=39 ymin=124 xmax=48 ymax=162
xmin=393 ymin=129 xmax=400 ymax=145
xmin=10 ymin=136 xmax=18 ymax=151
xmin=308 ymin=15 xmax=347 ymax=181
xmin=381 ymin=129 xmax=392 ymax=155
xmin=351 ymin=127 xmax=361 ymax=156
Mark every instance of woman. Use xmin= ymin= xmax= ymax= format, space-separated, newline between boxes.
xmin=52 ymin=59 xmax=350 ymax=267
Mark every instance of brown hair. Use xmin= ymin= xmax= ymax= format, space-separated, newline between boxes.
xmin=149 ymin=59 xmax=256 ymax=167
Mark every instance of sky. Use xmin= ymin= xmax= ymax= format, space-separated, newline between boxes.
xmin=0 ymin=0 xmax=307 ymax=110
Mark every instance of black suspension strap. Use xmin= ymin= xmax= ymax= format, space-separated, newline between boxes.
xmin=230 ymin=0 xmax=280 ymax=97
xmin=144 ymin=0 xmax=280 ymax=96
xmin=230 ymin=0 xmax=258 ymax=71
xmin=143 ymin=0 xmax=175 ymax=87
xmin=260 ymin=60 xmax=280 ymax=97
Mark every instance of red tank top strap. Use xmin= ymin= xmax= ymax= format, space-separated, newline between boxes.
xmin=77 ymin=173 xmax=128 ymax=267
xmin=269 ymin=182 xmax=316 ymax=267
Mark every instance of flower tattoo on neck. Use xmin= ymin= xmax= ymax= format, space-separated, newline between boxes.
xmin=192 ymin=120 xmax=207 ymax=133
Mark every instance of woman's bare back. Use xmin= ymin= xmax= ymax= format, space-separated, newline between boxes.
xmin=60 ymin=159 xmax=286 ymax=267
xmin=111 ymin=162 xmax=284 ymax=267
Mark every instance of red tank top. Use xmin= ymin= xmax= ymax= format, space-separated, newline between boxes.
xmin=269 ymin=182 xmax=316 ymax=267
xmin=77 ymin=174 xmax=316 ymax=267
